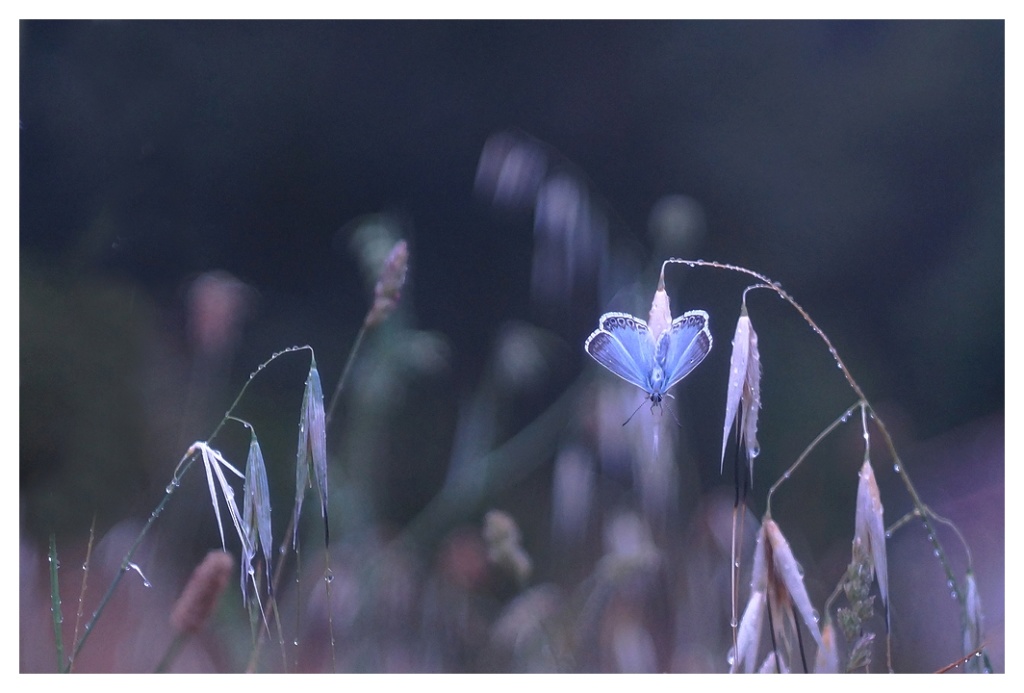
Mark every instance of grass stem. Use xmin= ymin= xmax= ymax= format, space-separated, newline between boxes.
xmin=48 ymin=535 xmax=65 ymax=672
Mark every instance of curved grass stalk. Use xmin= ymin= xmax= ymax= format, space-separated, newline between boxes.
xmin=765 ymin=401 xmax=862 ymax=517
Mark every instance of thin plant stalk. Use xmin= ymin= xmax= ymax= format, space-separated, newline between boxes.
xmin=323 ymin=542 xmax=337 ymax=673
xmin=68 ymin=516 xmax=96 ymax=673
xmin=325 ymin=324 xmax=367 ymax=427
xmin=209 ymin=345 xmax=315 ymax=443
xmin=887 ymin=506 xmax=973 ymax=568
xmin=765 ymin=402 xmax=861 ymax=516
xmin=49 ymin=535 xmax=65 ymax=672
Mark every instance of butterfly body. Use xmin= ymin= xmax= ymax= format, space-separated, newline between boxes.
xmin=585 ymin=310 xmax=712 ymax=407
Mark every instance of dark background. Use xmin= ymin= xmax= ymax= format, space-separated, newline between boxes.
xmin=19 ymin=20 xmax=1003 ymax=672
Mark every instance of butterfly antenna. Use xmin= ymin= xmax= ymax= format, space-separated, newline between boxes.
xmin=621 ymin=398 xmax=648 ymax=426
xmin=661 ymin=393 xmax=683 ymax=427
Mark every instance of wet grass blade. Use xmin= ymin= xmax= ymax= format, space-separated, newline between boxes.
xmin=48 ymin=534 xmax=65 ymax=672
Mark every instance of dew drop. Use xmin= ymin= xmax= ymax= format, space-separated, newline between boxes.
xmin=325 ymin=569 xmax=335 ymax=583
xmin=933 ymin=549 xmax=941 ymax=558
xmin=884 ymin=531 xmax=892 ymax=539
xmin=125 ymin=562 xmax=152 ymax=587
xmin=165 ymin=483 xmax=176 ymax=494
xmin=293 ymin=638 xmax=300 ymax=647
xmin=811 ymin=609 xmax=820 ymax=623
xmin=893 ymin=464 xmax=901 ymax=473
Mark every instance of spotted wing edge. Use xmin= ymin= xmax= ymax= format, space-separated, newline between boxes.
xmin=660 ymin=309 xmax=713 ymax=391
xmin=584 ymin=312 xmax=653 ymax=392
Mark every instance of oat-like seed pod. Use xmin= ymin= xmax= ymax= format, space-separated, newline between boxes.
xmin=294 ymin=357 xmax=328 ymax=548
xmin=854 ymin=459 xmax=888 ymax=613
xmin=720 ymin=307 xmax=761 ymax=480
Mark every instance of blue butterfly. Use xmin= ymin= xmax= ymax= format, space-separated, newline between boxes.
xmin=585 ymin=311 xmax=712 ymax=408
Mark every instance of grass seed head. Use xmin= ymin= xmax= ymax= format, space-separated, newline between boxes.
xmin=734 ymin=588 xmax=766 ymax=673
xmin=171 ymin=550 xmax=234 ymax=634
xmin=192 ymin=442 xmax=247 ymax=556
xmin=186 ymin=271 xmax=253 ymax=358
xmin=720 ymin=309 xmax=761 ymax=480
xmin=242 ymin=431 xmax=273 ymax=604
xmin=647 ymin=271 xmax=672 ymax=340
xmin=294 ymin=357 xmax=328 ymax=548
xmin=484 ymin=510 xmax=533 ymax=587
xmin=854 ymin=459 xmax=888 ymax=611
xmin=366 ymin=239 xmax=409 ymax=328
xmin=764 ymin=518 xmax=822 ymax=646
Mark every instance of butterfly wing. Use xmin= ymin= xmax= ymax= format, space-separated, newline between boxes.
xmin=657 ymin=310 xmax=713 ymax=391
xmin=585 ymin=312 xmax=656 ymax=392
xmin=599 ymin=312 xmax=657 ymax=378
